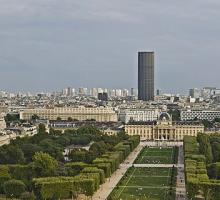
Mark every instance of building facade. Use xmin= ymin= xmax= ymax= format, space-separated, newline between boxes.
xmin=181 ymin=110 xmax=220 ymax=121
xmin=138 ymin=52 xmax=154 ymax=101
xmin=0 ymin=115 xmax=6 ymax=130
xmin=0 ymin=106 xmax=8 ymax=114
xmin=189 ymin=88 xmax=201 ymax=98
xmin=125 ymin=112 xmax=204 ymax=141
xmin=119 ymin=109 xmax=160 ymax=123
xmin=20 ymin=106 xmax=118 ymax=122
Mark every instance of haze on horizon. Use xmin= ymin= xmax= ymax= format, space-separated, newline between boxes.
xmin=0 ymin=0 xmax=220 ymax=94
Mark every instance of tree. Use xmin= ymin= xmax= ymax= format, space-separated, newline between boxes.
xmin=214 ymin=118 xmax=220 ymax=123
xmin=202 ymin=120 xmax=213 ymax=129
xmin=39 ymin=139 xmax=64 ymax=161
xmin=57 ymin=117 xmax=62 ymax=121
xmin=55 ymin=136 xmax=71 ymax=146
xmin=3 ymin=179 xmax=26 ymax=198
xmin=49 ymin=128 xmax=62 ymax=135
xmin=71 ymin=136 xmax=91 ymax=145
xmin=208 ymin=163 xmax=220 ymax=179
xmin=67 ymin=117 xmax=73 ymax=122
xmin=117 ymin=132 xmax=129 ymax=140
xmin=197 ymin=133 xmax=213 ymax=164
xmin=4 ymin=113 xmax=20 ymax=125
xmin=211 ymin=142 xmax=220 ymax=162
xmin=168 ymin=109 xmax=180 ymax=121
xmin=0 ymin=165 xmax=11 ymax=193
xmin=77 ymin=126 xmax=101 ymax=136
xmin=31 ymin=114 xmax=39 ymax=121
xmin=38 ymin=123 xmax=46 ymax=134
xmin=0 ymin=145 xmax=25 ymax=164
xmin=20 ymin=144 xmax=42 ymax=162
xmin=90 ymin=141 xmax=109 ymax=157
xmin=33 ymin=152 xmax=59 ymax=177
xmin=68 ymin=149 xmax=88 ymax=162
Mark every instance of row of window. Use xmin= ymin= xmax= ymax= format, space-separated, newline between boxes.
xmin=23 ymin=114 xmax=115 ymax=121
xmin=128 ymin=132 xmax=198 ymax=139
xmin=126 ymin=129 xmax=202 ymax=135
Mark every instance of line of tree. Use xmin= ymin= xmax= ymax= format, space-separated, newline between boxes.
xmin=0 ymin=123 xmax=140 ymax=199
xmin=184 ymin=135 xmax=220 ymax=200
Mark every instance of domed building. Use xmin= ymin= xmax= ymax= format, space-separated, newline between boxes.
xmin=158 ymin=112 xmax=171 ymax=121
xmin=125 ymin=112 xmax=204 ymax=141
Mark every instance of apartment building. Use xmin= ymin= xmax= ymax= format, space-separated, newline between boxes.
xmin=20 ymin=106 xmax=118 ymax=122
xmin=181 ymin=110 xmax=220 ymax=121
xmin=119 ymin=108 xmax=160 ymax=123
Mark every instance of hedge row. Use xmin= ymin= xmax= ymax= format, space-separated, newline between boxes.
xmin=93 ymin=135 xmax=140 ymax=178
xmin=184 ymin=136 xmax=199 ymax=157
xmin=0 ymin=166 xmax=11 ymax=193
xmin=81 ymin=167 xmax=105 ymax=184
xmin=33 ymin=136 xmax=140 ymax=199
xmin=33 ymin=176 xmax=95 ymax=199
xmin=0 ymin=164 xmax=34 ymax=193
xmin=184 ymin=136 xmax=220 ymax=200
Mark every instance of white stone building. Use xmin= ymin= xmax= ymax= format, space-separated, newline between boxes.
xmin=125 ymin=112 xmax=204 ymax=141
xmin=119 ymin=108 xmax=160 ymax=123
xmin=20 ymin=106 xmax=118 ymax=122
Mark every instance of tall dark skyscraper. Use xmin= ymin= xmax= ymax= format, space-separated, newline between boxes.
xmin=138 ymin=52 xmax=154 ymax=101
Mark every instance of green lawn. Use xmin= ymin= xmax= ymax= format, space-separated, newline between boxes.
xmin=108 ymin=147 xmax=178 ymax=200
xmin=108 ymin=167 xmax=176 ymax=200
xmin=134 ymin=147 xmax=175 ymax=164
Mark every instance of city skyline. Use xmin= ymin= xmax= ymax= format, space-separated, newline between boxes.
xmin=1 ymin=1 xmax=220 ymax=199
xmin=1 ymin=1 xmax=220 ymax=93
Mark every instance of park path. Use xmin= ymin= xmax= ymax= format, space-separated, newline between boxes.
xmin=175 ymin=145 xmax=187 ymax=200
xmin=91 ymin=143 xmax=144 ymax=200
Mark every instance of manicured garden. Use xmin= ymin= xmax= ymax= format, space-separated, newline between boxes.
xmin=184 ymin=134 xmax=220 ymax=200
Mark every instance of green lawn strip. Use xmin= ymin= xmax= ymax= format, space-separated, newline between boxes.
xmin=108 ymin=167 xmax=176 ymax=200
xmin=112 ymin=187 xmax=171 ymax=200
xmin=132 ymin=168 xmax=170 ymax=176
xmin=127 ymin=177 xmax=169 ymax=187
xmin=138 ymin=156 xmax=172 ymax=164
xmin=115 ymin=167 xmax=137 ymax=199
xmin=134 ymin=147 xmax=174 ymax=164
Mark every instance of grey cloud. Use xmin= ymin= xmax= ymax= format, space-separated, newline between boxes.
xmin=0 ymin=0 xmax=220 ymax=93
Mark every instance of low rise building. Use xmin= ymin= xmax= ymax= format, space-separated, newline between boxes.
xmin=6 ymin=123 xmax=37 ymax=136
xmin=125 ymin=112 xmax=204 ymax=141
xmin=0 ymin=124 xmax=37 ymax=146
xmin=20 ymin=106 xmax=118 ymax=122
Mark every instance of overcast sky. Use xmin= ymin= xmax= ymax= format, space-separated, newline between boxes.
xmin=0 ymin=0 xmax=220 ymax=94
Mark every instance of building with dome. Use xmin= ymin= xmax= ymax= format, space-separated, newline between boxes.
xmin=125 ymin=112 xmax=204 ymax=141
